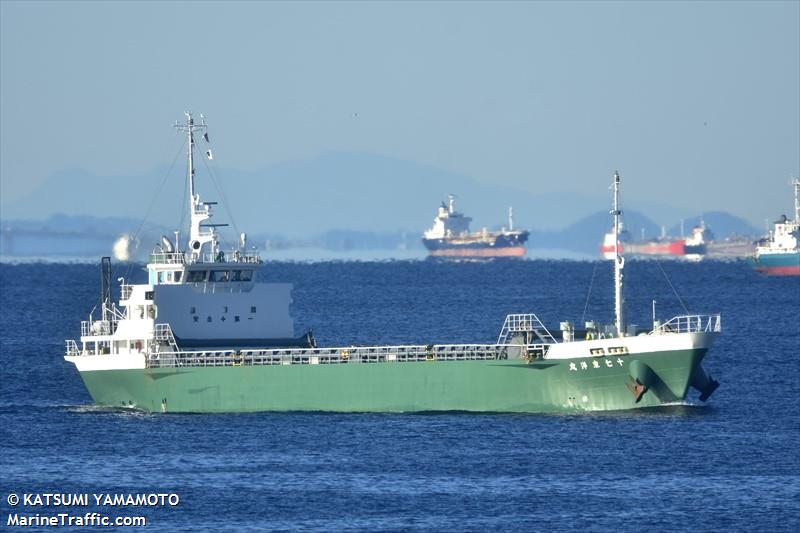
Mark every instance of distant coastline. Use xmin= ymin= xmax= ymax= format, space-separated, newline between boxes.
xmin=1 ymin=210 xmax=759 ymax=261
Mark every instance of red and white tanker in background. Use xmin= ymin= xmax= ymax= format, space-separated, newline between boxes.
xmin=601 ymin=220 xmax=712 ymax=260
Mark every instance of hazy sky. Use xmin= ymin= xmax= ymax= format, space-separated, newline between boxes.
xmin=1 ymin=1 xmax=798 ymax=227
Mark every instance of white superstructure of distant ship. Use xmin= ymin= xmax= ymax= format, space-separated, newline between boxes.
xmin=422 ymin=195 xmax=529 ymax=258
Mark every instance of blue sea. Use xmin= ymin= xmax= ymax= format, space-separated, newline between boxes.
xmin=1 ymin=259 xmax=798 ymax=532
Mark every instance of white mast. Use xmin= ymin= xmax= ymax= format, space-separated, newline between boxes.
xmin=612 ymin=171 xmax=625 ymax=337
xmin=793 ymin=177 xmax=800 ymax=223
xmin=508 ymin=207 xmax=514 ymax=231
xmin=448 ymin=194 xmax=455 ymax=214
xmin=175 ymin=112 xmax=213 ymax=261
xmin=188 ymin=113 xmax=195 ymax=203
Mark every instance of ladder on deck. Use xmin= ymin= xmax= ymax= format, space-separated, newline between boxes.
xmin=497 ymin=313 xmax=558 ymax=345
xmin=154 ymin=323 xmax=180 ymax=352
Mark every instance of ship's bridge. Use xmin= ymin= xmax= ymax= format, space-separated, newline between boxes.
xmin=424 ymin=195 xmax=473 ymax=238
xmin=147 ymin=250 xmax=263 ymax=286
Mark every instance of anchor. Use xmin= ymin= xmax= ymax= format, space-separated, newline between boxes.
xmin=626 ymin=377 xmax=648 ymax=403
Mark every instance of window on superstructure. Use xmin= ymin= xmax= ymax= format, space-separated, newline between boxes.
xmin=174 ymin=271 xmax=182 ymax=283
xmin=210 ymin=270 xmax=230 ymax=282
xmin=145 ymin=291 xmax=153 ymax=301
xmin=187 ymin=271 xmax=206 ymax=283
xmin=250 ymin=306 xmax=257 ymax=313
xmin=190 ymin=307 xmax=196 ymax=314
xmin=240 ymin=270 xmax=253 ymax=282
xmin=231 ymin=270 xmax=241 ymax=282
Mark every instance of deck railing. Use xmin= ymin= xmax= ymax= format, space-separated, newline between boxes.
xmin=81 ymin=320 xmax=112 ymax=337
xmin=650 ymin=314 xmax=721 ymax=335
xmin=198 ymin=251 xmax=263 ymax=264
xmin=148 ymin=252 xmax=186 ymax=265
xmin=65 ymin=339 xmax=80 ymax=357
xmin=497 ymin=313 xmax=557 ymax=344
xmin=120 ymin=284 xmax=133 ymax=300
xmin=149 ymin=250 xmax=263 ymax=265
xmin=145 ymin=342 xmax=548 ymax=369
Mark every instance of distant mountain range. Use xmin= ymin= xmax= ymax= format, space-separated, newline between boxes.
xmin=3 ymin=151 xmax=721 ymax=237
xmin=1 ymin=151 xmax=763 ymax=258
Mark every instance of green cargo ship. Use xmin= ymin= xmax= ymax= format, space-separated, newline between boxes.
xmin=64 ymin=114 xmax=720 ymax=413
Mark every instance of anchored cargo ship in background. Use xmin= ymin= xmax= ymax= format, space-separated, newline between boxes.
xmin=751 ymin=178 xmax=800 ymax=276
xmin=64 ymin=115 xmax=721 ymax=413
xmin=422 ymin=195 xmax=529 ymax=258
xmin=600 ymin=220 xmax=712 ymax=260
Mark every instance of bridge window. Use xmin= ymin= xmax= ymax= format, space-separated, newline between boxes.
xmin=240 ymin=270 xmax=253 ymax=282
xmin=209 ymin=270 xmax=230 ymax=282
xmin=235 ymin=316 xmax=240 ymax=322
xmin=187 ymin=271 xmax=206 ymax=283
xmin=174 ymin=271 xmax=182 ymax=283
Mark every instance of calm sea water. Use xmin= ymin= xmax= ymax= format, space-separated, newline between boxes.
xmin=1 ymin=259 xmax=798 ymax=532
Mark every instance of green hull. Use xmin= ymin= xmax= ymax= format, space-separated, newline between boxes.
xmin=78 ymin=348 xmax=709 ymax=413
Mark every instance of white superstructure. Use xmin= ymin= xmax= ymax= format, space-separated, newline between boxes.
xmin=66 ymin=113 xmax=311 ymax=372
xmin=423 ymin=194 xmax=473 ymax=239
xmin=755 ymin=178 xmax=800 ymax=258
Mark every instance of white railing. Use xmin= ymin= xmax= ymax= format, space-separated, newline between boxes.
xmin=145 ymin=342 xmax=539 ymax=369
xmin=497 ymin=313 xmax=558 ymax=344
xmin=650 ymin=314 xmax=721 ymax=335
xmin=154 ymin=323 xmax=179 ymax=351
xmin=65 ymin=339 xmax=80 ymax=357
xmin=197 ymin=251 xmax=263 ymax=264
xmin=149 ymin=252 xmax=186 ymax=265
xmin=105 ymin=303 xmax=126 ymax=322
xmin=120 ymin=284 xmax=133 ymax=300
xmin=81 ymin=320 xmax=112 ymax=337
xmin=81 ymin=307 xmax=124 ymax=337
